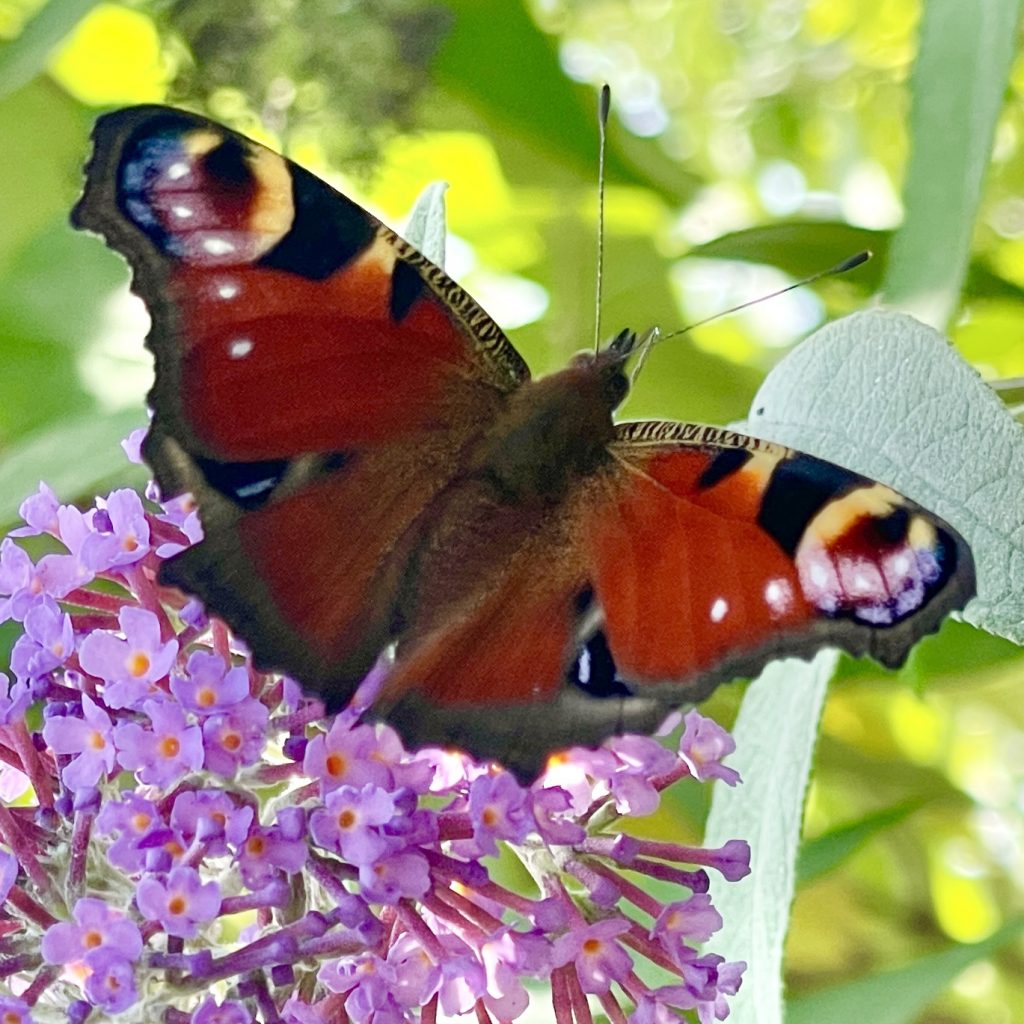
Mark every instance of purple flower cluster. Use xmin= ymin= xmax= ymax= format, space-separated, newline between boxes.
xmin=0 ymin=445 xmax=749 ymax=1024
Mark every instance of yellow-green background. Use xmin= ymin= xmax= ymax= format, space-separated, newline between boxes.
xmin=0 ymin=1 xmax=1022 ymax=1022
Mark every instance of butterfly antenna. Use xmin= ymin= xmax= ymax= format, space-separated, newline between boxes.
xmin=658 ymin=250 xmax=872 ymax=346
xmin=593 ymin=84 xmax=611 ymax=355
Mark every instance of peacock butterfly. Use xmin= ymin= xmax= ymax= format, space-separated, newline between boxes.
xmin=72 ymin=106 xmax=976 ymax=781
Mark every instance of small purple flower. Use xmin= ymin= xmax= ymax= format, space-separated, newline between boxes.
xmin=0 ymin=539 xmax=45 ymax=622
xmin=554 ymin=917 xmax=632 ymax=995
xmin=468 ymin=772 xmax=533 ymax=856
xmin=41 ymin=897 xmax=143 ymax=965
xmin=236 ymin=818 xmax=308 ymax=889
xmin=479 ymin=930 xmax=531 ymax=1020
xmin=11 ymin=482 xmax=60 ymax=537
xmin=10 ymin=596 xmax=74 ymax=682
xmin=43 ymin=695 xmax=117 ymax=791
xmin=115 ymin=699 xmax=203 ymax=787
xmin=358 ymin=850 xmax=430 ymax=904
xmin=191 ymin=996 xmax=253 ymax=1024
xmin=653 ymin=894 xmax=724 ymax=965
xmin=0 ymin=673 xmax=31 ymax=726
xmin=121 ymin=427 xmax=147 ymax=465
xmin=0 ymin=849 xmax=18 ymax=903
xmin=96 ymin=791 xmax=164 ymax=872
xmin=679 ymin=710 xmax=741 ymax=785
xmin=0 ymin=996 xmax=32 ymax=1024
xmin=531 ymin=786 xmax=586 ymax=845
xmin=303 ymin=721 xmax=394 ymax=794
xmin=201 ymin=697 xmax=269 ymax=776
xmin=170 ymin=651 xmax=249 ymax=714
xmin=79 ymin=606 xmax=177 ymax=709
xmin=136 ymin=865 xmax=221 ymax=938
xmin=309 ymin=784 xmax=398 ymax=865
xmin=82 ymin=948 xmax=138 ymax=1013
xmin=93 ymin=490 xmax=151 ymax=567
xmin=171 ymin=790 xmax=254 ymax=855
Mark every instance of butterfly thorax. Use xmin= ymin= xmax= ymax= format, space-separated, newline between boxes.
xmin=466 ymin=352 xmax=629 ymax=506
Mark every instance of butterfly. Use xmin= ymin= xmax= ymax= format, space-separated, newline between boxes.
xmin=72 ymin=105 xmax=976 ymax=781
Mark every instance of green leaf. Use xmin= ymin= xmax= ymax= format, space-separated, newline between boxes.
xmin=0 ymin=410 xmax=147 ymax=529
xmin=703 ymin=650 xmax=838 ymax=1024
xmin=433 ymin=0 xmax=697 ymax=203
xmin=745 ymin=309 xmax=1024 ymax=645
xmin=796 ymin=800 xmax=923 ymax=886
xmin=0 ymin=0 xmax=100 ymax=101
xmin=787 ymin=918 xmax=1024 ymax=1024
xmin=690 ymin=222 xmax=1024 ymax=304
xmin=403 ymin=182 xmax=449 ymax=268
xmin=882 ymin=0 xmax=1024 ymax=327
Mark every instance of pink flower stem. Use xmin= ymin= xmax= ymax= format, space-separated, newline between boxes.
xmin=420 ymin=890 xmax=489 ymax=945
xmin=0 ymin=804 xmax=56 ymax=904
xmin=598 ymin=990 xmax=630 ymax=1024
xmin=396 ymin=900 xmax=446 ymax=960
xmin=551 ymin=964 xmax=574 ymax=1024
xmin=622 ymin=923 xmax=682 ymax=975
xmin=473 ymin=1000 xmax=494 ymax=1023
xmin=8 ymin=722 xmax=54 ymax=810
xmin=630 ymin=857 xmax=708 ymax=891
xmin=63 ymin=587 xmax=134 ymax=614
xmin=586 ymin=861 xmax=661 ymax=918
xmin=209 ymin=619 xmax=231 ymax=664
xmin=566 ymin=966 xmax=595 ymax=1024
xmin=421 ymin=994 xmax=439 ymax=1024
xmin=68 ymin=810 xmax=93 ymax=900
xmin=649 ymin=759 xmax=694 ymax=791
xmin=5 ymin=884 xmax=57 ymax=933
xmin=255 ymin=762 xmax=302 ymax=784
xmin=435 ymin=883 xmax=503 ymax=934
xmin=436 ymin=811 xmax=474 ymax=842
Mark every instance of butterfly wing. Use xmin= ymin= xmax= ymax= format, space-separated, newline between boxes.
xmin=586 ymin=421 xmax=975 ymax=697
xmin=376 ymin=421 xmax=974 ymax=779
xmin=73 ymin=105 xmax=528 ymax=696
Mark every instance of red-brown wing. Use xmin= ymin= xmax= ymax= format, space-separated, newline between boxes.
xmin=373 ymin=481 xmax=669 ymax=781
xmin=72 ymin=106 xmax=528 ymax=699
xmin=375 ymin=422 xmax=974 ymax=781
xmin=586 ymin=422 xmax=976 ymax=698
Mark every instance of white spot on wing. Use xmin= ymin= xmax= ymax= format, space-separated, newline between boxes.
xmin=202 ymin=236 xmax=236 ymax=256
xmin=228 ymin=338 xmax=254 ymax=359
xmin=764 ymin=578 xmax=794 ymax=615
xmin=166 ymin=161 xmax=190 ymax=181
xmin=710 ymin=597 xmax=728 ymax=623
xmin=216 ymin=280 xmax=240 ymax=300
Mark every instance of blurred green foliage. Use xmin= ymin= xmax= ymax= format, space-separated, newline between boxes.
xmin=0 ymin=1 xmax=1022 ymax=1022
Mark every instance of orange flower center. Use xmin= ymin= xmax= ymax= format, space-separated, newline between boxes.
xmin=83 ymin=929 xmax=103 ymax=949
xmin=167 ymin=895 xmax=187 ymax=915
xmin=337 ymin=809 xmax=356 ymax=829
xmin=222 ymin=731 xmax=242 ymax=752
xmin=325 ymin=753 xmax=346 ymax=778
xmin=127 ymin=652 xmax=151 ymax=678
xmin=159 ymin=736 xmax=181 ymax=758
